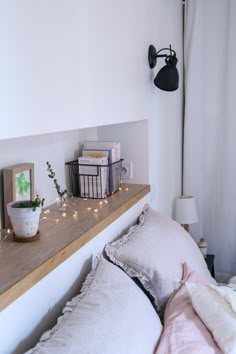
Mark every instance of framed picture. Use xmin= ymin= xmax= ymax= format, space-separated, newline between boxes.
xmin=3 ymin=163 xmax=34 ymax=228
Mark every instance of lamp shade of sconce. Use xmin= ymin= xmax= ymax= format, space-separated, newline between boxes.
xmin=174 ymin=196 xmax=198 ymax=232
xmin=148 ymin=44 xmax=179 ymax=92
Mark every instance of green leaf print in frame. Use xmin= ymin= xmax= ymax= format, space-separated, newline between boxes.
xmin=16 ymin=172 xmax=31 ymax=198
xmin=15 ymin=170 xmax=31 ymax=201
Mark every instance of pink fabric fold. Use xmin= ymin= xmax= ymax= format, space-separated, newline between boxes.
xmin=155 ymin=263 xmax=223 ymax=354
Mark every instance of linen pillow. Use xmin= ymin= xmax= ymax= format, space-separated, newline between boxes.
xmin=186 ymin=282 xmax=236 ymax=354
xmin=156 ymin=263 xmax=222 ymax=354
xmin=105 ymin=205 xmax=215 ymax=310
xmin=27 ymin=255 xmax=162 ymax=354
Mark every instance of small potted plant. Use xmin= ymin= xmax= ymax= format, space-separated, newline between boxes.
xmin=7 ymin=195 xmax=45 ymax=240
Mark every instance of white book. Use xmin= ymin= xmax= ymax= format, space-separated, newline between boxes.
xmin=78 ymin=156 xmax=108 ymax=171
xmin=82 ymin=141 xmax=121 ymax=162
xmin=82 ymin=149 xmax=110 ymax=160
xmin=78 ymin=156 xmax=108 ymax=198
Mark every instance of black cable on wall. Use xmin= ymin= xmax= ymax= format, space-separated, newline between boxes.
xmin=181 ymin=0 xmax=186 ymax=195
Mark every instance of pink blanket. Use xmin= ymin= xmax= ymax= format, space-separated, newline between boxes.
xmin=155 ymin=263 xmax=223 ymax=354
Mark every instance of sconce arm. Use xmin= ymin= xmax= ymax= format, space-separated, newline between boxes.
xmin=148 ymin=45 xmax=176 ymax=69
xmin=156 ymin=47 xmax=176 ymax=57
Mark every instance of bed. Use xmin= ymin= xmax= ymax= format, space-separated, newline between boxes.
xmin=26 ymin=205 xmax=236 ymax=354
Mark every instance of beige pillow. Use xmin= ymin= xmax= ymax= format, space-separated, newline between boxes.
xmin=27 ymin=255 xmax=162 ymax=354
xmin=105 ymin=205 xmax=215 ymax=310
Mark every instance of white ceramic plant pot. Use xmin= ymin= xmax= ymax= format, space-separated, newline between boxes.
xmin=7 ymin=201 xmax=41 ymax=238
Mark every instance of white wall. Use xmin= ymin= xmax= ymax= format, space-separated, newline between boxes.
xmin=97 ymin=0 xmax=183 ymax=216
xmin=147 ymin=0 xmax=183 ymax=216
xmin=98 ymin=120 xmax=149 ymax=184
xmin=0 ymin=0 xmax=183 ymax=353
xmin=0 ymin=0 xmax=151 ymax=140
xmin=0 ymin=0 xmax=183 ymax=220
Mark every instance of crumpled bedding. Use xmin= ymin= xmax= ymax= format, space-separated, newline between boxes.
xmin=156 ymin=263 xmax=222 ymax=354
xmin=186 ymin=282 xmax=236 ymax=354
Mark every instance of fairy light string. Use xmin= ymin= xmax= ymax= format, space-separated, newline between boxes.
xmin=0 ymin=185 xmax=129 ymax=246
xmin=39 ymin=185 xmax=128 ymax=225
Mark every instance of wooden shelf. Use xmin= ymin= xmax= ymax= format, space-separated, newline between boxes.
xmin=0 ymin=183 xmax=150 ymax=311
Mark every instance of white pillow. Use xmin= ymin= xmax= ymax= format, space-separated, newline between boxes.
xmin=105 ymin=205 xmax=215 ymax=309
xmin=186 ymin=282 xmax=236 ymax=354
xmin=27 ymin=255 xmax=162 ymax=354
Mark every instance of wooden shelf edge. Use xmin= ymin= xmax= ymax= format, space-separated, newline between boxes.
xmin=0 ymin=184 xmax=150 ymax=311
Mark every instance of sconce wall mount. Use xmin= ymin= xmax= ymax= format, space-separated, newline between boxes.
xmin=148 ymin=44 xmax=179 ymax=92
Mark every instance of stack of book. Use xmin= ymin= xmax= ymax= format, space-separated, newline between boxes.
xmin=78 ymin=141 xmax=121 ymax=198
xmin=82 ymin=140 xmax=120 ymax=163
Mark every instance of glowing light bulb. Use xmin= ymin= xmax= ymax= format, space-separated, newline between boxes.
xmin=99 ymin=201 xmax=103 ymax=205
xmin=7 ymin=229 xmax=10 ymax=234
xmin=94 ymin=209 xmax=98 ymax=213
xmin=125 ymin=187 xmax=129 ymax=191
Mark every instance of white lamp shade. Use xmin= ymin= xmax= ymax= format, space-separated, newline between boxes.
xmin=174 ymin=196 xmax=198 ymax=225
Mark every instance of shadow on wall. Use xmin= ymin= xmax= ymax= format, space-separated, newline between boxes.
xmin=13 ymin=256 xmax=93 ymax=354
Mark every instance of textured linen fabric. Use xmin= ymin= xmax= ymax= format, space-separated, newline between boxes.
xmin=156 ymin=263 xmax=222 ymax=354
xmin=186 ymin=282 xmax=236 ymax=354
xmin=26 ymin=256 xmax=162 ymax=354
xmin=105 ymin=206 xmax=215 ymax=310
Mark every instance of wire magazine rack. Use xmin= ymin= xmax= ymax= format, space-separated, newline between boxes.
xmin=66 ymin=159 xmax=123 ymax=199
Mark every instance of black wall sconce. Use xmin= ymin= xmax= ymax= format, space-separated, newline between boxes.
xmin=148 ymin=44 xmax=179 ymax=92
